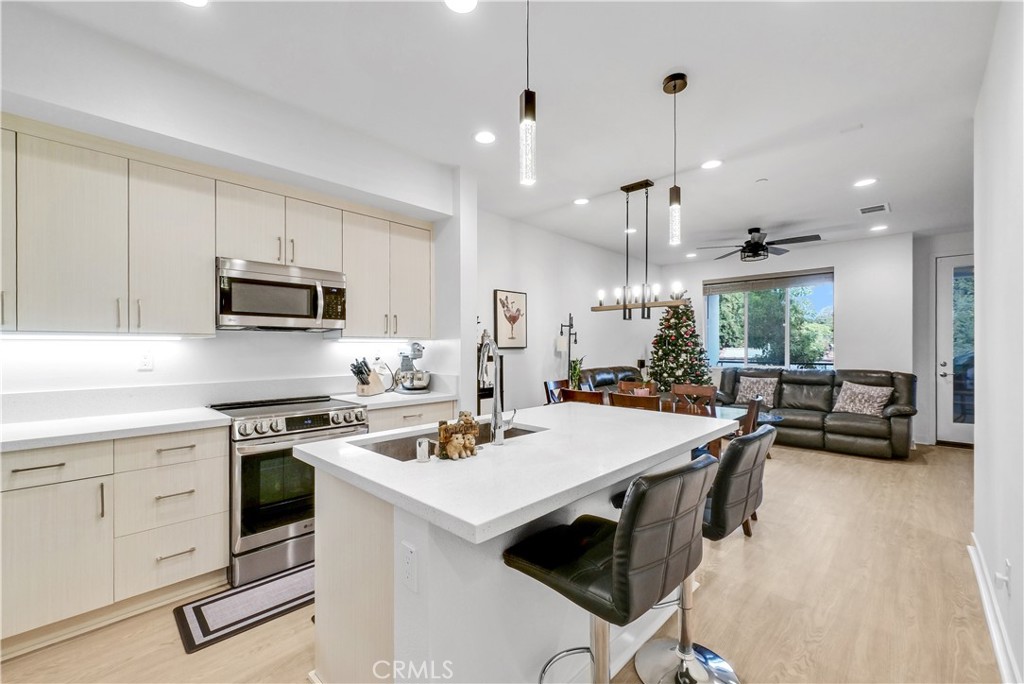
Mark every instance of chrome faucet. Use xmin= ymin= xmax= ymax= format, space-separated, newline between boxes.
xmin=479 ymin=329 xmax=515 ymax=446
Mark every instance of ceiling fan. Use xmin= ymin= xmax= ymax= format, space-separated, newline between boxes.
xmin=697 ymin=227 xmax=821 ymax=261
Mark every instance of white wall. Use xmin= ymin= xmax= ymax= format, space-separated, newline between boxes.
xmin=972 ymin=2 xmax=1024 ymax=679
xmin=477 ymin=212 xmax=663 ymax=411
xmin=1 ymin=4 xmax=453 ymax=220
xmin=662 ymin=233 xmax=915 ymax=373
xmin=911 ymin=231 xmax=973 ymax=445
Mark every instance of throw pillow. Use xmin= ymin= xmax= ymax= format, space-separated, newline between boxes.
xmin=735 ymin=376 xmax=778 ymax=408
xmin=833 ymin=382 xmax=893 ymax=417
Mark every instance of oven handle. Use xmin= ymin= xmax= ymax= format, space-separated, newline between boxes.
xmin=234 ymin=426 xmax=367 ymax=456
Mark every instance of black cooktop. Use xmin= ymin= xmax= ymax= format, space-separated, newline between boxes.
xmin=209 ymin=396 xmax=362 ymax=419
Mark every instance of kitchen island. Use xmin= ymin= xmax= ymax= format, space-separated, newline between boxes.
xmin=295 ymin=402 xmax=736 ymax=683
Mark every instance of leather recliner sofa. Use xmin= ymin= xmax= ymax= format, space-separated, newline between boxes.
xmin=578 ymin=366 xmax=644 ymax=397
xmin=716 ymin=368 xmax=917 ymax=459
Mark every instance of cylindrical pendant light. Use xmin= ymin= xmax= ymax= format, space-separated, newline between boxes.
xmin=519 ymin=1 xmax=536 ymax=185
xmin=663 ymin=73 xmax=688 ymax=246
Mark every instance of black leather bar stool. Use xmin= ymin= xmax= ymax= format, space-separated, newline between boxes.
xmin=503 ymin=454 xmax=718 ymax=683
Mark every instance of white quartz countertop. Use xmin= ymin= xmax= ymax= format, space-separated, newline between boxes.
xmin=331 ymin=390 xmax=458 ymax=409
xmin=296 ymin=402 xmax=737 ymax=544
xmin=1 ymin=408 xmax=230 ymax=452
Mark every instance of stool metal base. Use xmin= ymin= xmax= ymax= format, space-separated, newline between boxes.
xmin=634 ymin=637 xmax=740 ymax=684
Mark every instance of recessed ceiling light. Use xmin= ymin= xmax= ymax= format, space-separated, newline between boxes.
xmin=701 ymin=160 xmax=722 ymax=170
xmin=624 ymin=228 xmax=637 ymax=234
xmin=854 ymin=178 xmax=877 ymax=187
xmin=444 ymin=0 xmax=477 ymax=13
xmin=474 ymin=131 xmax=495 ymax=144
xmin=685 ymin=253 xmax=697 ymax=258
xmin=870 ymin=224 xmax=888 ymax=231
xmin=573 ymin=198 xmax=589 ymax=206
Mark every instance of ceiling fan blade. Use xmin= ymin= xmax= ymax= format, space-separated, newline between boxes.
xmin=696 ymin=244 xmax=743 ymax=250
xmin=765 ymin=234 xmax=821 ymax=246
xmin=714 ymin=249 xmax=743 ymax=260
xmin=767 ymin=246 xmax=789 ymax=256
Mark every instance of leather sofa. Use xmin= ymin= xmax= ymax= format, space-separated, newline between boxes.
xmin=578 ymin=366 xmax=644 ymax=397
xmin=716 ymin=368 xmax=917 ymax=459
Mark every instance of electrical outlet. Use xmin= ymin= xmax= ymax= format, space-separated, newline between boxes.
xmin=401 ymin=541 xmax=417 ymax=593
xmin=138 ymin=353 xmax=154 ymax=372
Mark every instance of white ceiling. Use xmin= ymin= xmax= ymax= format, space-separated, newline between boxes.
xmin=30 ymin=1 xmax=997 ymax=264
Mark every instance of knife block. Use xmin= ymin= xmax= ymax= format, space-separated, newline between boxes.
xmin=356 ymin=371 xmax=386 ymax=397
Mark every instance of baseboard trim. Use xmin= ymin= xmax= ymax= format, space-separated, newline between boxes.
xmin=969 ymin=534 xmax=1021 ymax=683
xmin=0 ymin=570 xmax=227 ymax=661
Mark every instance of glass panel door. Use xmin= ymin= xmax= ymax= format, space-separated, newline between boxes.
xmin=936 ymin=255 xmax=974 ymax=443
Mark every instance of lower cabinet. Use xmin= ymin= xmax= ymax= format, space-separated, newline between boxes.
xmin=1 ymin=476 xmax=114 ymax=637
xmin=367 ymin=401 xmax=456 ymax=433
xmin=0 ymin=427 xmax=229 ymax=638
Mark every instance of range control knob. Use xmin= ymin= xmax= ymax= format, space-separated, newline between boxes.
xmin=343 ymin=411 xmax=355 ymax=424
xmin=330 ymin=412 xmax=343 ymax=425
xmin=237 ymin=422 xmax=254 ymax=438
xmin=355 ymin=409 xmax=366 ymax=422
xmin=270 ymin=419 xmax=284 ymax=433
xmin=254 ymin=420 xmax=269 ymax=435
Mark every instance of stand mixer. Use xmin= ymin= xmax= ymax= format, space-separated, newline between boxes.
xmin=396 ymin=342 xmax=431 ymax=394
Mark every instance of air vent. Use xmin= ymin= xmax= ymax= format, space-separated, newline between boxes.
xmin=859 ymin=203 xmax=891 ymax=215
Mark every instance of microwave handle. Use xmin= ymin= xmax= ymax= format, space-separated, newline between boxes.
xmin=316 ymin=283 xmax=325 ymax=324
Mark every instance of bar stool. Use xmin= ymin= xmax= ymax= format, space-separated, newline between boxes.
xmin=503 ymin=454 xmax=719 ymax=683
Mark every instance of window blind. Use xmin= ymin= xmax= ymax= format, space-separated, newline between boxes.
xmin=702 ymin=268 xmax=834 ymax=296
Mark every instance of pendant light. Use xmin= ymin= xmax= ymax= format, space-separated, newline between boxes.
xmin=663 ymin=73 xmax=687 ymax=246
xmin=519 ymin=0 xmax=536 ymax=185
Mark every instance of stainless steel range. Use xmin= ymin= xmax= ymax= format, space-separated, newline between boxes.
xmin=210 ymin=396 xmax=367 ymax=586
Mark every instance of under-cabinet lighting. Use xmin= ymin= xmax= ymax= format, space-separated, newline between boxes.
xmin=853 ymin=178 xmax=877 ymax=187
xmin=1 ymin=333 xmax=184 ymax=341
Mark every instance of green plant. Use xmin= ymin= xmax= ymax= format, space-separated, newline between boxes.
xmin=569 ymin=356 xmax=586 ymax=390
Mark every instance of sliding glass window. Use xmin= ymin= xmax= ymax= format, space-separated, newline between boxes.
xmin=705 ymin=270 xmax=834 ymax=369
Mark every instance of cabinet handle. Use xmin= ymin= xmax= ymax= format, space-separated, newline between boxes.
xmin=100 ymin=482 xmax=106 ymax=518
xmin=1 ymin=290 xmax=5 ymax=325
xmin=402 ymin=413 xmax=423 ymax=420
xmin=11 ymin=462 xmax=67 ymax=474
xmin=277 ymin=236 xmax=283 ymax=262
xmin=290 ymin=238 xmax=296 ymax=263
xmin=156 ymin=444 xmax=196 ymax=454
xmin=385 ymin=314 xmax=389 ymax=335
xmin=116 ymin=298 xmax=122 ymax=329
xmin=137 ymin=299 xmax=142 ymax=329
xmin=155 ymin=488 xmax=196 ymax=501
xmin=156 ymin=547 xmax=196 ymax=562
xmin=393 ymin=315 xmax=398 ymax=335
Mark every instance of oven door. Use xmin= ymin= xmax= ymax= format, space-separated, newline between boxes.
xmin=230 ymin=426 xmax=365 ymax=554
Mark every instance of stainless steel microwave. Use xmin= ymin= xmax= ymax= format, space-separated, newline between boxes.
xmin=217 ymin=258 xmax=346 ymax=331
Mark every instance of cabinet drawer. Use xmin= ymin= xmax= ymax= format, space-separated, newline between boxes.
xmin=114 ymin=512 xmax=228 ymax=601
xmin=114 ymin=456 xmax=228 ymax=537
xmin=114 ymin=427 xmax=226 ymax=472
xmin=2 ymin=441 xmax=113 ymax=492
xmin=367 ymin=401 xmax=455 ymax=434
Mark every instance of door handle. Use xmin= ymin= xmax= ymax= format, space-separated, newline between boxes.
xmin=277 ymin=236 xmax=283 ymax=262
xmin=385 ymin=314 xmax=389 ymax=335
xmin=393 ymin=315 xmax=398 ymax=335
xmin=290 ymin=238 xmax=296 ymax=263
xmin=116 ymin=298 xmax=122 ymax=329
xmin=100 ymin=482 xmax=106 ymax=518
xmin=939 ymin=372 xmax=949 ymax=378
xmin=137 ymin=299 xmax=142 ymax=329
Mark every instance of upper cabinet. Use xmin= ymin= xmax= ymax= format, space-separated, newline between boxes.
xmin=17 ymin=135 xmax=128 ymax=333
xmin=129 ymin=162 xmax=216 ymax=335
xmin=1 ymin=130 xmax=16 ymax=331
xmin=216 ymin=183 xmax=343 ymax=273
xmin=343 ymin=213 xmax=431 ymax=339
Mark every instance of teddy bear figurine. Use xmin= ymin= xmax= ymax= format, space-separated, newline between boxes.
xmin=463 ymin=433 xmax=477 ymax=457
xmin=445 ymin=433 xmax=465 ymax=460
xmin=458 ymin=411 xmax=476 ymax=427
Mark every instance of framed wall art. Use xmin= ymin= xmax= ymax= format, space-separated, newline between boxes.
xmin=494 ymin=289 xmax=527 ymax=349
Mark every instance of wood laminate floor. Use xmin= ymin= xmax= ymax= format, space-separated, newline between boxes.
xmin=1 ymin=445 xmax=998 ymax=684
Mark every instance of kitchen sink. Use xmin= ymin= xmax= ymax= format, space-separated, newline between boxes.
xmin=354 ymin=423 xmax=546 ymax=462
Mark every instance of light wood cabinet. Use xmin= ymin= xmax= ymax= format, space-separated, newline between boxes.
xmin=2 ymin=129 xmax=16 ymax=331
xmin=129 ymin=162 xmax=216 ymax=335
xmin=2 ymin=441 xmax=113 ymax=492
xmin=113 ymin=456 xmax=228 ymax=537
xmin=367 ymin=401 xmax=455 ymax=434
xmin=114 ymin=427 xmax=227 ymax=472
xmin=1 ymin=476 xmax=114 ymax=637
xmin=343 ymin=213 xmax=431 ymax=338
xmin=285 ymin=198 xmax=343 ymax=273
xmin=216 ymin=183 xmax=343 ymax=272
xmin=16 ymin=135 xmax=128 ymax=332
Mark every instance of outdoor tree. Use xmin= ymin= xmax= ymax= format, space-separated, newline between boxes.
xmin=649 ymin=300 xmax=712 ymax=391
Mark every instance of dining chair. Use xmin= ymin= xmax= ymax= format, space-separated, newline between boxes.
xmin=739 ymin=397 xmax=763 ymax=435
xmin=608 ymin=392 xmax=661 ymax=411
xmin=560 ymin=388 xmax=605 ymax=405
xmin=543 ymin=379 xmax=569 ymax=405
xmin=671 ymin=384 xmax=718 ymax=417
xmin=617 ymin=380 xmax=658 ymax=396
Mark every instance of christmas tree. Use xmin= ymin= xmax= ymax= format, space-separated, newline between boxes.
xmin=649 ymin=300 xmax=712 ymax=391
